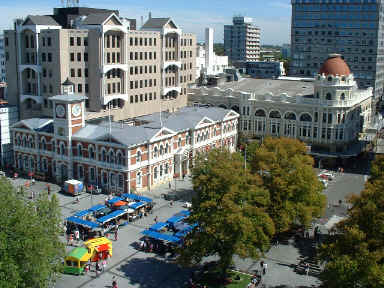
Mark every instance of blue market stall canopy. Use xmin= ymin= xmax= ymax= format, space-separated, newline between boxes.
xmin=128 ymin=201 xmax=146 ymax=210
xmin=66 ymin=216 xmax=100 ymax=229
xmin=167 ymin=215 xmax=187 ymax=225
xmin=74 ymin=209 xmax=91 ymax=217
xmin=141 ymin=230 xmax=181 ymax=243
xmin=96 ymin=210 xmax=127 ymax=224
xmin=121 ymin=193 xmax=153 ymax=203
xmin=107 ymin=197 xmax=123 ymax=205
xmin=174 ymin=223 xmax=198 ymax=238
xmin=149 ymin=222 xmax=168 ymax=232
xmin=88 ymin=204 xmax=106 ymax=212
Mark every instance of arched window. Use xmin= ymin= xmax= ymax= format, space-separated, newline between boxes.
xmin=284 ymin=112 xmax=296 ymax=120
xmin=101 ymin=149 xmax=107 ymax=162
xmin=109 ymin=150 xmax=115 ymax=163
xmin=41 ymin=138 xmax=46 ymax=150
xmin=78 ymin=165 xmax=84 ymax=179
xmin=178 ymin=137 xmax=182 ymax=147
xmin=29 ymin=157 xmax=35 ymax=170
xmin=60 ymin=142 xmax=66 ymax=155
xmin=160 ymin=165 xmax=163 ymax=177
xmin=340 ymin=93 xmax=345 ymax=100
xmin=42 ymin=158 xmax=48 ymax=172
xmin=117 ymin=151 xmax=124 ymax=165
xmin=89 ymin=146 xmax=95 ymax=159
xmin=136 ymin=151 xmax=142 ymax=162
xmin=110 ymin=173 xmax=116 ymax=186
xmin=102 ymin=171 xmax=108 ymax=185
xmin=255 ymin=109 xmax=266 ymax=117
xmin=165 ymin=143 xmax=169 ymax=153
xmin=165 ymin=163 xmax=169 ymax=174
xmin=326 ymin=93 xmax=332 ymax=100
xmin=22 ymin=136 xmax=27 ymax=147
xmin=137 ymin=172 xmax=142 ymax=186
xmin=77 ymin=143 xmax=83 ymax=157
xmin=160 ymin=145 xmax=164 ymax=155
xmin=269 ymin=110 xmax=281 ymax=119
xmin=154 ymin=146 xmax=158 ymax=158
xmin=28 ymin=136 xmax=34 ymax=148
xmin=154 ymin=167 xmax=158 ymax=179
xmin=300 ymin=113 xmax=312 ymax=122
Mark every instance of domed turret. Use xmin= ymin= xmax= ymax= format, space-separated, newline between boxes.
xmin=319 ymin=54 xmax=351 ymax=77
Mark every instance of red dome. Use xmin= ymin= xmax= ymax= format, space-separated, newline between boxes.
xmin=319 ymin=54 xmax=351 ymax=77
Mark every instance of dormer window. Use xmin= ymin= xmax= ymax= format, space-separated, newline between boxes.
xmin=341 ymin=93 xmax=345 ymax=100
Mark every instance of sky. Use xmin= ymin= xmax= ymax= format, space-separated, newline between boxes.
xmin=0 ymin=0 xmax=292 ymax=45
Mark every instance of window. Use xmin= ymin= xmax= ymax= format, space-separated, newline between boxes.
xmin=70 ymin=53 xmax=74 ymax=62
xmin=70 ymin=37 xmax=74 ymax=46
xmin=77 ymin=144 xmax=83 ymax=157
xmin=84 ymin=37 xmax=88 ymax=46
xmin=84 ymin=52 xmax=88 ymax=62
xmin=77 ymin=37 xmax=81 ymax=46
xmin=77 ymin=53 xmax=81 ymax=61
xmin=71 ymin=69 xmax=75 ymax=77
xmin=78 ymin=84 xmax=82 ymax=93
xmin=137 ymin=172 xmax=142 ymax=186
xmin=48 ymin=53 xmax=52 ymax=62
xmin=77 ymin=68 xmax=82 ymax=77
xmin=47 ymin=37 xmax=51 ymax=47
xmin=154 ymin=167 xmax=158 ymax=179
xmin=85 ymin=68 xmax=88 ymax=77
xmin=89 ymin=146 xmax=95 ymax=159
xmin=42 ymin=53 xmax=46 ymax=62
xmin=85 ymin=84 xmax=88 ymax=93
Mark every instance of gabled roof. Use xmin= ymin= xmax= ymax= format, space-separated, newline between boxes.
xmin=82 ymin=12 xmax=121 ymax=25
xmin=13 ymin=118 xmax=53 ymax=131
xmin=23 ymin=15 xmax=60 ymax=26
xmin=141 ymin=17 xmax=176 ymax=29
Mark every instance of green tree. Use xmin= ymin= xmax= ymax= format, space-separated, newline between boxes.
xmin=319 ymin=156 xmax=384 ymax=287
xmin=178 ymin=149 xmax=275 ymax=279
xmin=249 ymin=137 xmax=326 ymax=233
xmin=0 ymin=178 xmax=64 ymax=288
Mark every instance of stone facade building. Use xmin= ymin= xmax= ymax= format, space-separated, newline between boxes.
xmin=190 ymin=55 xmax=373 ymax=153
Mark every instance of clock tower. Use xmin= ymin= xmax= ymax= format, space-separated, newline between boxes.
xmin=49 ymin=80 xmax=87 ymax=182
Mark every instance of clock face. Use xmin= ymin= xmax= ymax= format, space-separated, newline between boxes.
xmin=55 ymin=105 xmax=65 ymax=118
xmin=72 ymin=104 xmax=81 ymax=117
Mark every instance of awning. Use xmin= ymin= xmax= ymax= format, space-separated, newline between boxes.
xmin=89 ymin=204 xmax=106 ymax=212
xmin=74 ymin=209 xmax=91 ymax=217
xmin=66 ymin=216 xmax=100 ymax=229
xmin=97 ymin=210 xmax=127 ymax=224
xmin=107 ymin=197 xmax=123 ymax=205
xmin=113 ymin=200 xmax=127 ymax=207
xmin=149 ymin=222 xmax=168 ymax=232
xmin=174 ymin=210 xmax=190 ymax=217
xmin=141 ymin=230 xmax=180 ymax=243
xmin=121 ymin=193 xmax=153 ymax=203
xmin=95 ymin=243 xmax=110 ymax=252
xmin=167 ymin=215 xmax=186 ymax=225
xmin=174 ymin=223 xmax=198 ymax=238
xmin=129 ymin=201 xmax=146 ymax=210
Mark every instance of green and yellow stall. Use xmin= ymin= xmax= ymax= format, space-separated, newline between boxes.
xmin=64 ymin=247 xmax=91 ymax=275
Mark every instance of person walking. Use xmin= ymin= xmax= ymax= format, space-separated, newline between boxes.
xmin=262 ymin=262 xmax=268 ymax=275
xmin=114 ymin=228 xmax=118 ymax=241
xmin=102 ymin=259 xmax=107 ymax=272
xmin=95 ymin=262 xmax=100 ymax=277
xmin=168 ymin=181 xmax=171 ymax=189
xmin=154 ymin=216 xmax=158 ymax=223
xmin=305 ymin=263 xmax=310 ymax=276
xmin=74 ymin=229 xmax=80 ymax=245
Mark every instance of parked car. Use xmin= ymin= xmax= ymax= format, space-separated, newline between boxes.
xmin=183 ymin=202 xmax=192 ymax=208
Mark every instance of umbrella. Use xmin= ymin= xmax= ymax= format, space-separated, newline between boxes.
xmin=113 ymin=200 xmax=127 ymax=207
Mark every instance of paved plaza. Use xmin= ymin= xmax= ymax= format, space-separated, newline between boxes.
xmin=7 ymin=168 xmax=368 ymax=288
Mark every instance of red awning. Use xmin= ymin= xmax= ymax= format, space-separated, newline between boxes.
xmin=96 ymin=243 xmax=110 ymax=252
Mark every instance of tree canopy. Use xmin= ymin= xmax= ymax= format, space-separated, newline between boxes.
xmin=0 ymin=178 xmax=64 ymax=288
xmin=319 ymin=155 xmax=384 ymax=288
xmin=248 ymin=137 xmax=326 ymax=233
xmin=178 ymin=149 xmax=275 ymax=277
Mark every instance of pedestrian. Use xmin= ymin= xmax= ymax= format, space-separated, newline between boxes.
xmin=305 ymin=263 xmax=310 ymax=276
xmin=95 ymin=262 xmax=100 ymax=277
xmin=170 ymin=200 xmax=173 ymax=206
xmin=102 ymin=259 xmax=107 ymax=272
xmin=154 ymin=216 xmax=158 ymax=223
xmin=140 ymin=240 xmax=145 ymax=250
xmin=168 ymin=182 xmax=171 ymax=189
xmin=74 ymin=229 xmax=80 ymax=244
xmin=114 ymin=229 xmax=118 ymax=241
xmin=182 ymin=174 xmax=185 ymax=180
xmin=305 ymin=231 xmax=310 ymax=239
xmin=260 ymin=260 xmax=264 ymax=273
xmin=75 ymin=195 xmax=80 ymax=203
xmin=262 ymin=262 xmax=268 ymax=275
xmin=112 ymin=280 xmax=118 ymax=288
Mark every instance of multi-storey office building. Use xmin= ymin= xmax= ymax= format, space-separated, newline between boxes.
xmin=4 ymin=7 xmax=196 ymax=120
xmin=10 ymin=84 xmax=239 ymax=192
xmin=290 ymin=0 xmax=384 ymax=103
xmin=224 ymin=16 xmax=260 ymax=63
